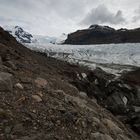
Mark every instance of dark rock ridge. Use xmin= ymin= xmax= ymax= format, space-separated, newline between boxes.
xmin=68 ymin=67 xmax=140 ymax=136
xmin=0 ymin=26 xmax=140 ymax=140
xmin=64 ymin=24 xmax=140 ymax=45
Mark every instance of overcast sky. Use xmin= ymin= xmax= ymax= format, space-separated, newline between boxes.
xmin=0 ymin=0 xmax=140 ymax=36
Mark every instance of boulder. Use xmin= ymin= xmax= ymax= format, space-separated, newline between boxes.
xmin=0 ymin=72 xmax=13 ymax=92
xmin=35 ymin=77 xmax=48 ymax=89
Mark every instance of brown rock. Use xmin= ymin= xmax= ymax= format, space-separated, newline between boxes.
xmin=35 ymin=77 xmax=48 ymax=89
xmin=0 ymin=72 xmax=13 ymax=92
xmin=32 ymin=95 xmax=42 ymax=102
xmin=15 ymin=83 xmax=24 ymax=90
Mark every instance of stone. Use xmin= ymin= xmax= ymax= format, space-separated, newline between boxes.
xmin=103 ymin=119 xmax=122 ymax=134
xmin=35 ymin=77 xmax=48 ymax=89
xmin=32 ymin=95 xmax=42 ymax=102
xmin=37 ymin=92 xmax=43 ymax=97
xmin=122 ymin=96 xmax=128 ymax=105
xmin=15 ymin=83 xmax=24 ymax=90
xmin=133 ymin=106 xmax=140 ymax=113
xmin=90 ymin=132 xmax=113 ymax=140
xmin=79 ymin=91 xmax=87 ymax=98
xmin=106 ymin=92 xmax=128 ymax=114
xmin=0 ymin=72 xmax=13 ymax=92
xmin=81 ymin=73 xmax=87 ymax=79
xmin=92 ymin=117 xmax=100 ymax=127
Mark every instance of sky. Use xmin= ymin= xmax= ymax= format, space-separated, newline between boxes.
xmin=0 ymin=0 xmax=140 ymax=37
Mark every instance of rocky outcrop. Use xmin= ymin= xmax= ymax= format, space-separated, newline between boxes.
xmin=68 ymin=67 xmax=140 ymax=136
xmin=64 ymin=25 xmax=140 ymax=45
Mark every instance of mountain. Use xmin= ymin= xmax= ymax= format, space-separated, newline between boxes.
xmin=64 ymin=24 xmax=140 ymax=45
xmin=4 ymin=25 xmax=35 ymax=43
xmin=3 ymin=25 xmax=67 ymax=44
xmin=0 ymin=26 xmax=140 ymax=139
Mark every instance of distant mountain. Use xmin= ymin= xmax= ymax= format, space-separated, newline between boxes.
xmin=4 ymin=26 xmax=67 ymax=45
xmin=64 ymin=24 xmax=140 ymax=45
xmin=4 ymin=26 xmax=35 ymax=43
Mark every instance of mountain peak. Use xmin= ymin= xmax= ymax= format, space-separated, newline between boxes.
xmin=89 ymin=24 xmax=115 ymax=32
xmin=4 ymin=25 xmax=34 ymax=43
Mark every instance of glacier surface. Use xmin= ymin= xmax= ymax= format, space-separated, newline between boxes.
xmin=26 ymin=43 xmax=140 ymax=74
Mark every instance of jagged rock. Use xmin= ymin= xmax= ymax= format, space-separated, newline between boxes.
xmin=105 ymin=92 xmax=128 ymax=114
xmin=35 ymin=77 xmax=48 ymax=89
xmin=0 ymin=72 xmax=13 ymax=91
xmin=90 ymin=132 xmax=113 ymax=140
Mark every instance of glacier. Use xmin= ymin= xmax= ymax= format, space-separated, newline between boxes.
xmin=26 ymin=43 xmax=140 ymax=75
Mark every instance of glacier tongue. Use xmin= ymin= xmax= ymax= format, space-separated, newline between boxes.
xmin=26 ymin=43 xmax=140 ymax=74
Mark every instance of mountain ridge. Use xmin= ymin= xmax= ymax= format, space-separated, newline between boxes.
xmin=64 ymin=25 xmax=140 ymax=45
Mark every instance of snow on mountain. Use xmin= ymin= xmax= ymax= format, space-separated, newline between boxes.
xmin=3 ymin=25 xmax=67 ymax=45
xmin=26 ymin=43 xmax=140 ymax=75
xmin=33 ymin=33 xmax=67 ymax=45
xmin=4 ymin=25 xmax=35 ymax=43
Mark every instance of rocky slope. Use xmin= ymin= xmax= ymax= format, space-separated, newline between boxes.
xmin=64 ymin=25 xmax=140 ymax=45
xmin=0 ymin=26 xmax=140 ymax=140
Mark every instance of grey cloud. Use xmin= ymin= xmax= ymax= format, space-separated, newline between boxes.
xmin=80 ymin=5 xmax=126 ymax=25
xmin=132 ymin=6 xmax=140 ymax=22
xmin=0 ymin=0 xmax=139 ymax=36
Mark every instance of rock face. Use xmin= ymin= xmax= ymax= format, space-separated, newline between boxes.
xmin=64 ymin=24 xmax=140 ymax=45
xmin=0 ymin=26 xmax=139 ymax=140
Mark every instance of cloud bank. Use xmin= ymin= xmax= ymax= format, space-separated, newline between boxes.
xmin=81 ymin=5 xmax=125 ymax=25
xmin=0 ymin=0 xmax=140 ymax=36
